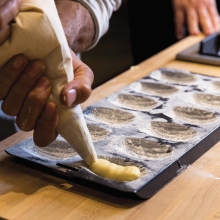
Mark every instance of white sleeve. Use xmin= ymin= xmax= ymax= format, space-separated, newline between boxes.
xmin=75 ymin=0 xmax=122 ymax=49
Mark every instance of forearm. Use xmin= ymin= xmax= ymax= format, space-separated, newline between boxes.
xmin=55 ymin=0 xmax=96 ymax=53
xmin=55 ymin=0 xmax=122 ymax=52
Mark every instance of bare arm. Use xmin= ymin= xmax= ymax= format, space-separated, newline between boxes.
xmin=55 ymin=0 xmax=96 ymax=53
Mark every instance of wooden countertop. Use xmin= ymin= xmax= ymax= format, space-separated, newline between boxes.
xmin=1 ymin=35 xmax=220 ymax=220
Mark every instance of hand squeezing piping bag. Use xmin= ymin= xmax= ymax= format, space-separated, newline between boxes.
xmin=0 ymin=0 xmax=97 ymax=165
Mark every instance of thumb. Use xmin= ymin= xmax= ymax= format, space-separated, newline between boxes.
xmin=60 ymin=50 xmax=94 ymax=106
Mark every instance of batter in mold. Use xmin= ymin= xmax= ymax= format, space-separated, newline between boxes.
xmin=194 ymin=93 xmax=220 ymax=108
xmin=151 ymin=121 xmax=197 ymax=140
xmin=89 ymin=159 xmax=141 ymax=182
xmin=173 ymin=106 xmax=217 ymax=123
xmin=160 ymin=70 xmax=196 ymax=83
xmin=87 ymin=124 xmax=111 ymax=141
xmin=125 ymin=137 xmax=172 ymax=158
xmin=140 ymin=82 xmax=178 ymax=96
xmin=117 ymin=94 xmax=158 ymax=110
xmin=91 ymin=107 xmax=135 ymax=124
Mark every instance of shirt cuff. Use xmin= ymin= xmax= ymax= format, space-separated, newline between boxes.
xmin=75 ymin=0 xmax=122 ymax=50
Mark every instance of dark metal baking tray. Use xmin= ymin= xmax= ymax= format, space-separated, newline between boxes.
xmin=5 ymin=67 xmax=220 ymax=199
xmin=176 ymin=33 xmax=220 ymax=66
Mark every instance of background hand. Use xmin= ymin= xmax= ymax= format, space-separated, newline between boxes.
xmin=172 ymin=0 xmax=220 ymax=39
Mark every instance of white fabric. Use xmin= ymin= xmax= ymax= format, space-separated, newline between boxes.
xmin=0 ymin=0 xmax=97 ymax=165
xmin=75 ymin=0 xmax=122 ymax=49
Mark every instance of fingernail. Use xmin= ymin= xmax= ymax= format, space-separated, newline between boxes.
xmin=64 ymin=89 xmax=76 ymax=106
xmin=13 ymin=56 xmax=25 ymax=69
xmin=28 ymin=61 xmax=45 ymax=77
xmin=43 ymin=103 xmax=56 ymax=120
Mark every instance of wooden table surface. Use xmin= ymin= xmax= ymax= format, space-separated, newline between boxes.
xmin=1 ymin=35 xmax=220 ymax=220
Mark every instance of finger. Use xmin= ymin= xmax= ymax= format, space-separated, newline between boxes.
xmin=0 ymin=54 xmax=28 ymax=100
xmin=16 ymin=76 xmax=51 ymax=131
xmin=33 ymin=102 xmax=59 ymax=147
xmin=174 ymin=8 xmax=186 ymax=39
xmin=0 ymin=0 xmax=22 ymax=28
xmin=207 ymin=1 xmax=220 ymax=32
xmin=186 ymin=6 xmax=200 ymax=35
xmin=197 ymin=2 xmax=214 ymax=35
xmin=2 ymin=60 xmax=45 ymax=116
xmin=60 ymin=51 xmax=94 ymax=106
xmin=0 ymin=23 xmax=10 ymax=45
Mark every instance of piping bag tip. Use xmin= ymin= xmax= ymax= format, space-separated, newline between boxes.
xmin=56 ymin=104 xmax=98 ymax=166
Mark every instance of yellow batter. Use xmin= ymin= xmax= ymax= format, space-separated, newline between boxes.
xmin=89 ymin=159 xmax=141 ymax=182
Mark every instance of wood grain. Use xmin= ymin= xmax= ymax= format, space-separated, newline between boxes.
xmin=1 ymin=35 xmax=220 ymax=220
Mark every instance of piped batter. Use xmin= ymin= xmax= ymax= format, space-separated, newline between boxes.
xmin=89 ymin=159 xmax=141 ymax=182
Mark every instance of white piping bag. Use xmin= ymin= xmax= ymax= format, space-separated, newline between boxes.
xmin=0 ymin=0 xmax=97 ymax=165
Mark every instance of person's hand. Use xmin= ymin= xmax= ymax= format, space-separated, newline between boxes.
xmin=172 ymin=0 xmax=220 ymax=39
xmin=0 ymin=0 xmax=23 ymax=44
xmin=0 ymin=54 xmax=56 ymax=145
xmin=0 ymin=51 xmax=94 ymax=147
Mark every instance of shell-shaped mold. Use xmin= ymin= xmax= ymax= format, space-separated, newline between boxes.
xmin=91 ymin=107 xmax=135 ymax=124
xmin=150 ymin=121 xmax=197 ymax=140
xmin=139 ymin=81 xmax=178 ymax=96
xmin=160 ymin=69 xmax=197 ymax=83
xmin=212 ymin=81 xmax=220 ymax=91
xmin=125 ymin=137 xmax=172 ymax=158
xmin=173 ymin=106 xmax=217 ymax=123
xmin=194 ymin=93 xmax=220 ymax=108
xmin=33 ymin=136 xmax=76 ymax=160
xmin=116 ymin=93 xmax=159 ymax=111
xmin=87 ymin=124 xmax=111 ymax=141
